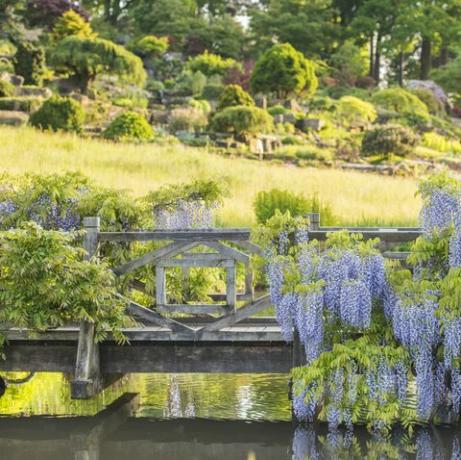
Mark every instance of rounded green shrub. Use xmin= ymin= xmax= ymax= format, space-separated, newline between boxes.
xmin=13 ymin=40 xmax=47 ymax=86
xmin=202 ymin=83 xmax=224 ymax=101
xmin=169 ymin=107 xmax=208 ymax=132
xmin=29 ymin=96 xmax=84 ymax=133
xmin=336 ymin=95 xmax=377 ymax=126
xmin=371 ymin=88 xmax=429 ymax=119
xmin=411 ymin=88 xmax=444 ymax=115
xmin=253 ymin=189 xmax=336 ymax=225
xmin=216 ymin=84 xmax=254 ymax=111
xmin=103 ymin=111 xmax=153 ymax=142
xmin=251 ymin=43 xmax=318 ymax=98
xmin=211 ymin=105 xmax=273 ymax=137
xmin=268 ymin=104 xmax=289 ymax=116
xmin=0 ymin=79 xmax=14 ymax=97
xmin=361 ymin=124 xmax=419 ymax=158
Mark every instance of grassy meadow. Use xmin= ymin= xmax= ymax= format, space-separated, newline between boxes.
xmin=0 ymin=126 xmax=421 ymax=227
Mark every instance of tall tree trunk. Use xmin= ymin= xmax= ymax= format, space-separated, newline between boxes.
xmin=104 ymin=0 xmax=111 ymax=22
xmin=369 ymin=33 xmax=374 ymax=78
xmin=440 ymin=44 xmax=449 ymax=67
xmin=373 ymin=31 xmax=382 ymax=83
xmin=420 ymin=36 xmax=432 ymax=79
xmin=397 ymin=51 xmax=404 ymax=86
xmin=111 ymin=1 xmax=121 ymax=25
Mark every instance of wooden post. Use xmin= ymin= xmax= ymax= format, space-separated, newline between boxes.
xmin=307 ymin=212 xmax=320 ymax=230
xmin=71 ymin=217 xmax=102 ymax=400
xmin=155 ymin=266 xmax=167 ymax=307
xmin=244 ymin=263 xmax=254 ymax=301
xmin=226 ymin=261 xmax=237 ymax=312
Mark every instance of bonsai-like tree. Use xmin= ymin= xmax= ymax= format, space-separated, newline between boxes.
xmin=250 ymin=43 xmax=317 ymax=98
xmin=51 ymin=36 xmax=146 ymax=93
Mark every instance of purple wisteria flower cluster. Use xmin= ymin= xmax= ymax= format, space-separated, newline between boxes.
xmin=154 ymin=200 xmax=218 ymax=229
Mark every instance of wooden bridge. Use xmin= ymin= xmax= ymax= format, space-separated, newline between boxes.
xmin=0 ymin=215 xmax=423 ymax=400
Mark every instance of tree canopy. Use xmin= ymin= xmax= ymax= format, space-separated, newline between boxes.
xmin=51 ymin=36 xmax=146 ymax=93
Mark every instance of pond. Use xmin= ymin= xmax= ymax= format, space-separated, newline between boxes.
xmin=0 ymin=372 xmax=459 ymax=459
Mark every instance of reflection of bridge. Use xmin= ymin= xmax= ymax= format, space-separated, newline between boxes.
xmin=0 ymin=393 xmax=292 ymax=460
xmin=0 ymin=216 xmax=422 ymax=400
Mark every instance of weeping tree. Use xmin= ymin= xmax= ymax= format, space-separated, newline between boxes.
xmin=51 ymin=36 xmax=146 ymax=93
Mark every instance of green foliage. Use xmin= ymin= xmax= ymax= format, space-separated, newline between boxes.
xmin=202 ymin=83 xmax=224 ymax=100
xmin=418 ymin=172 xmax=461 ymax=202
xmin=372 ymin=88 xmax=430 ymax=120
xmin=330 ymin=40 xmax=368 ymax=85
xmin=29 ymin=96 xmax=84 ymax=133
xmin=13 ymin=40 xmax=47 ymax=86
xmin=103 ymin=111 xmax=153 ymax=143
xmin=132 ymin=35 xmax=168 ymax=57
xmin=51 ymin=36 xmax=146 ymax=93
xmin=216 ymin=84 xmax=255 ymax=111
xmin=0 ymin=79 xmax=14 ymax=97
xmin=190 ymin=71 xmax=207 ymax=96
xmin=0 ymin=222 xmax=129 ymax=343
xmin=250 ymin=43 xmax=318 ymax=98
xmin=432 ymin=56 xmax=461 ymax=94
xmin=268 ymin=104 xmax=289 ymax=116
xmin=188 ymin=98 xmax=211 ymax=114
xmin=361 ymin=124 xmax=419 ymax=158
xmin=169 ymin=107 xmax=208 ymax=132
xmin=292 ymin=336 xmax=412 ymax=433
xmin=211 ymin=105 xmax=273 ymax=137
xmin=410 ymin=88 xmax=444 ymax=115
xmin=145 ymin=179 xmax=225 ymax=211
xmin=188 ymin=50 xmax=237 ymax=77
xmin=336 ymin=96 xmax=377 ymax=127
xmin=254 ymin=189 xmax=336 ymax=225
xmin=52 ymin=9 xmax=95 ymax=41
xmin=0 ymin=96 xmax=42 ymax=113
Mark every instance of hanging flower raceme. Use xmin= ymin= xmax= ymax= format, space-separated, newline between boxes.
xmin=420 ymin=188 xmax=459 ymax=235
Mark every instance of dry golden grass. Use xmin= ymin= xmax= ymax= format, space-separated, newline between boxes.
xmin=0 ymin=126 xmax=421 ymax=226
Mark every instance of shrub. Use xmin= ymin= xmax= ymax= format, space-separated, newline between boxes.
xmin=191 ymin=71 xmax=207 ymax=96
xmin=268 ymin=104 xmax=289 ymax=116
xmin=251 ymin=43 xmax=317 ymax=98
xmin=253 ymin=189 xmax=336 ymax=225
xmin=411 ymin=88 xmax=444 ymax=115
xmin=13 ymin=40 xmax=47 ymax=86
xmin=371 ymin=88 xmax=430 ymax=119
xmin=336 ymin=96 xmax=377 ymax=127
xmin=0 ymin=222 xmax=128 ymax=342
xmin=216 ymin=84 xmax=254 ymax=111
xmin=188 ymin=51 xmax=237 ymax=77
xmin=169 ymin=107 xmax=208 ymax=132
xmin=202 ymin=83 xmax=224 ymax=100
xmin=133 ymin=35 xmax=168 ymax=57
xmin=103 ymin=111 xmax=153 ymax=142
xmin=0 ymin=96 xmax=42 ymax=113
xmin=29 ymin=96 xmax=84 ymax=132
xmin=51 ymin=9 xmax=95 ymax=41
xmin=211 ymin=105 xmax=273 ymax=137
xmin=0 ymin=79 xmax=14 ymax=97
xmin=188 ymin=99 xmax=211 ymax=114
xmin=51 ymin=36 xmax=146 ymax=93
xmin=361 ymin=124 xmax=419 ymax=158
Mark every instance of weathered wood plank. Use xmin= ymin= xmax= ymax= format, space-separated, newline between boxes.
xmin=199 ymin=294 xmax=271 ymax=332
xmin=203 ymin=241 xmax=250 ymax=263
xmin=125 ymin=299 xmax=195 ymax=333
xmin=155 ymin=266 xmax=166 ymax=306
xmin=157 ymin=304 xmax=228 ymax=316
xmin=98 ymin=229 xmax=251 ymax=242
xmin=113 ymin=241 xmax=197 ymax=276
xmin=308 ymin=229 xmax=421 ymax=243
xmin=226 ymin=262 xmax=236 ymax=311
xmin=234 ymin=240 xmax=264 ymax=256
xmin=158 ymin=257 xmax=234 ymax=268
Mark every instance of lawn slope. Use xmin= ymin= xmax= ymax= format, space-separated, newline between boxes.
xmin=0 ymin=126 xmax=420 ymax=226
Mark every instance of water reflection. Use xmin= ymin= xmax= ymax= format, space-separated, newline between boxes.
xmin=0 ymin=373 xmax=460 ymax=459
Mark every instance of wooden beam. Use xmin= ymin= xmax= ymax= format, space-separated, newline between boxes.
xmin=234 ymin=240 xmax=264 ymax=256
xmin=308 ymin=229 xmax=421 ymax=243
xmin=158 ymin=257 xmax=234 ymax=268
xmin=126 ymin=299 xmax=195 ymax=333
xmin=98 ymin=229 xmax=251 ymax=242
xmin=226 ymin=262 xmax=237 ymax=311
xmin=113 ymin=241 xmax=197 ymax=276
xmin=203 ymin=241 xmax=250 ymax=264
xmin=157 ymin=304 xmax=228 ymax=316
xmin=199 ymin=295 xmax=271 ymax=332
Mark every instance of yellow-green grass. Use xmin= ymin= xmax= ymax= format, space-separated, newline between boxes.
xmin=0 ymin=126 xmax=421 ymax=227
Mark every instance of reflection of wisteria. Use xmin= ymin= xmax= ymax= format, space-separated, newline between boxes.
xmin=291 ymin=425 xmax=461 ymax=460
xmin=165 ymin=374 xmax=182 ymax=418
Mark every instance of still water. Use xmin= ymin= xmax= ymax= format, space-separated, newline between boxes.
xmin=0 ymin=372 xmax=459 ymax=459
